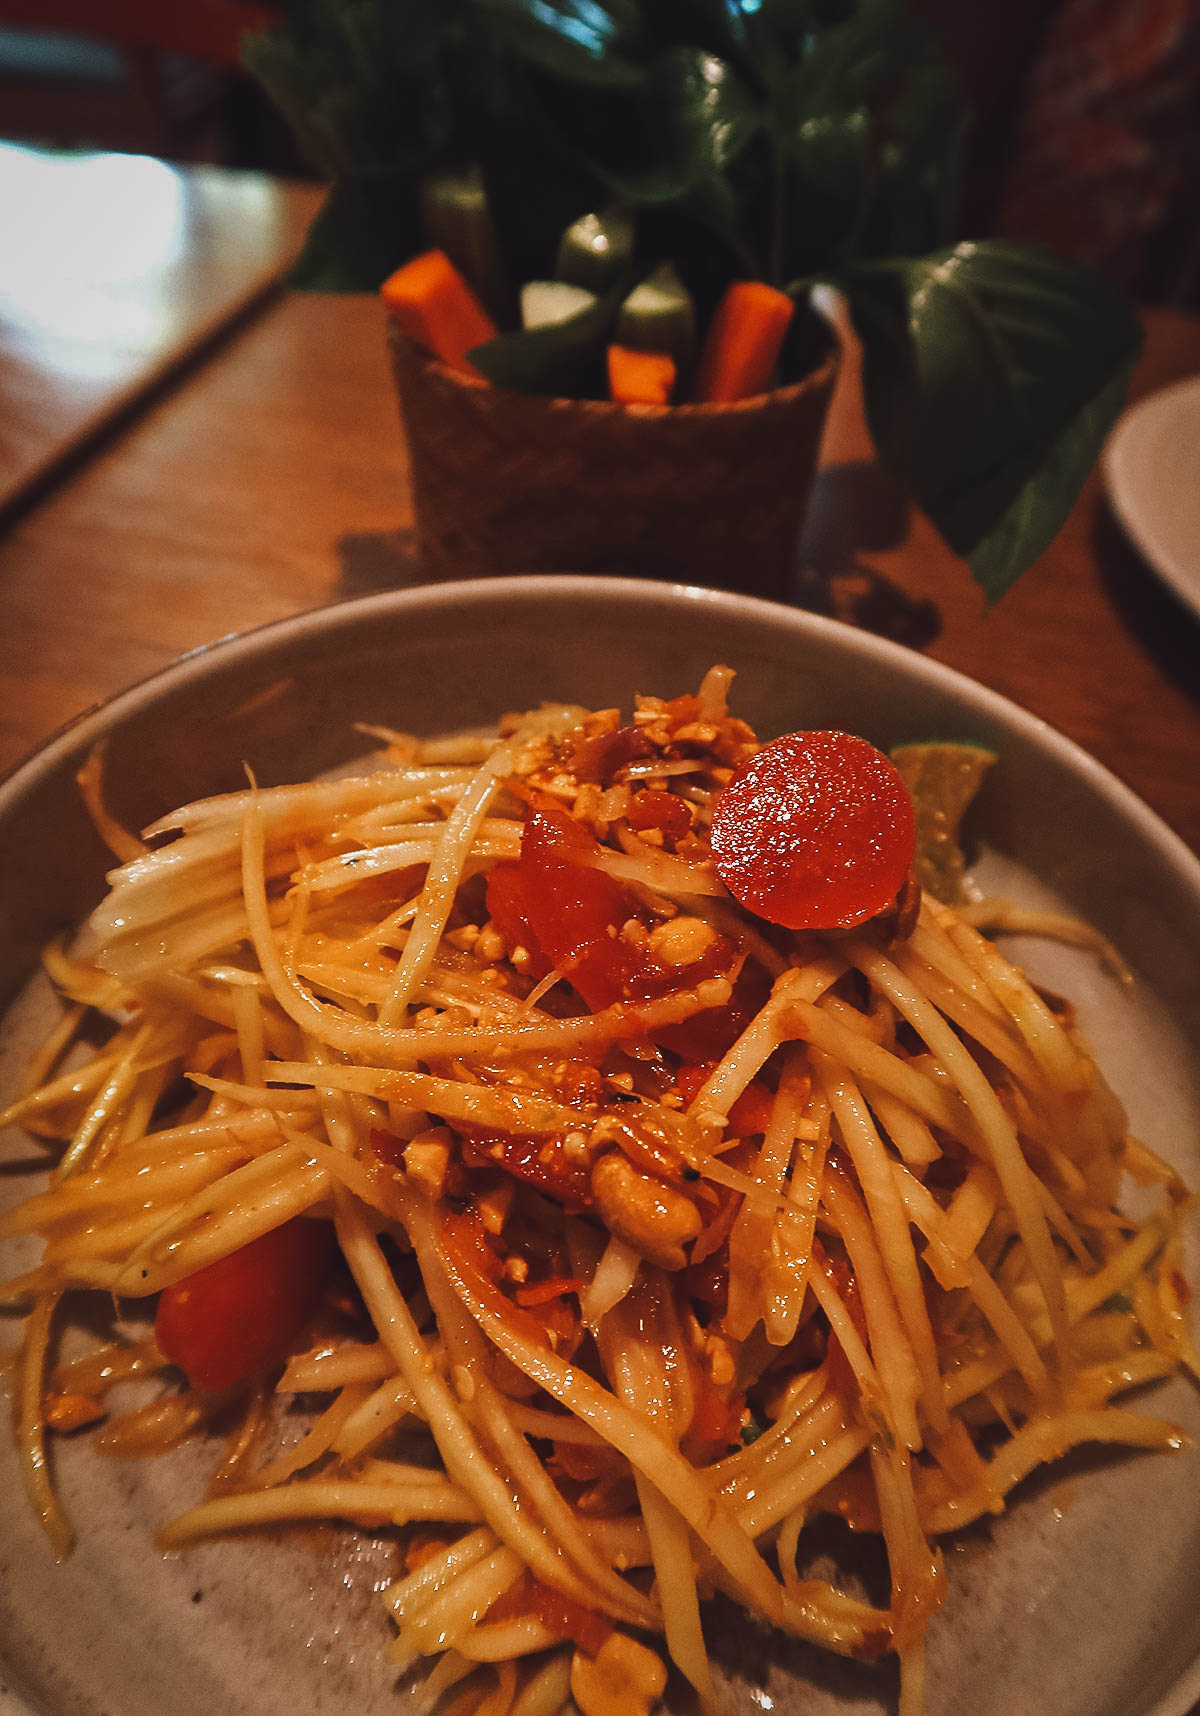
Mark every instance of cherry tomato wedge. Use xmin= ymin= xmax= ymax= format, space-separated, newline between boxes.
xmin=486 ymin=801 xmax=759 ymax=1059
xmin=155 ymin=1217 xmax=335 ymax=1392
xmin=458 ymin=1122 xmax=594 ymax=1209
xmin=488 ymin=1571 xmax=614 ymax=1657
xmin=709 ymin=730 xmax=915 ymax=930
xmin=687 ymin=1379 xmax=746 ymax=1450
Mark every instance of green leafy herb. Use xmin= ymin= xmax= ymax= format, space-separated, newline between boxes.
xmin=841 ymin=242 xmax=1142 ymax=599
xmin=285 ymin=169 xmax=426 ymax=290
xmin=245 ymin=0 xmax=1141 ymax=596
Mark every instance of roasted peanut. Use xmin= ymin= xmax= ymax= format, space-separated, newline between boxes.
xmin=403 ymin=1128 xmax=452 ymax=1196
xmin=570 ymin=1632 xmax=667 ymax=1716
xmin=43 ymin=1391 xmax=105 ymax=1433
xmin=646 ymin=914 xmax=717 ymax=968
xmin=589 ymin=1151 xmax=700 ymax=1271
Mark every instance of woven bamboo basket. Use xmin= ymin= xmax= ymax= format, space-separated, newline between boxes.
xmin=388 ymin=319 xmax=840 ymax=600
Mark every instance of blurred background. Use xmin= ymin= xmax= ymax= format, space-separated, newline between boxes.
xmin=1 ymin=0 xmax=1197 ymax=305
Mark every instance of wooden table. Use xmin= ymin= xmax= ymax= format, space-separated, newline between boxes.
xmin=0 ymin=285 xmax=1198 ymax=860
xmin=0 ymin=143 xmax=322 ymax=517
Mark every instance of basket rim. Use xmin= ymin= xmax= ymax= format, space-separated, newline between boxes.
xmin=386 ymin=317 xmax=840 ymax=420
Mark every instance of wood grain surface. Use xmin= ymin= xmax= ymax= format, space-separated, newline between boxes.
xmin=0 ymin=286 xmax=1197 ymax=858
xmin=0 ymin=146 xmax=322 ymax=516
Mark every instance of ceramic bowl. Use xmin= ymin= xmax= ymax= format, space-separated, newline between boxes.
xmin=2 ymin=576 xmax=1198 ymax=1716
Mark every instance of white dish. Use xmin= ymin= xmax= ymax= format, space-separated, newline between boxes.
xmin=1103 ymin=373 xmax=1200 ymax=620
xmin=1 ymin=576 xmax=1198 ymax=1716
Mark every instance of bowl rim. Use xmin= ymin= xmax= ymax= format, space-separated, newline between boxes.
xmin=2 ymin=573 xmax=1198 ymax=892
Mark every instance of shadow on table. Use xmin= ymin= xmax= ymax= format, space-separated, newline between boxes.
xmin=1092 ymin=498 xmax=1200 ymax=710
xmin=333 ymin=460 xmax=940 ymax=655
xmin=793 ymin=460 xmax=941 ymax=649
xmin=336 ymin=528 xmax=425 ymax=597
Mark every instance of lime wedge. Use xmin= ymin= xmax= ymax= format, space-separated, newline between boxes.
xmin=890 ymin=741 xmax=997 ymax=904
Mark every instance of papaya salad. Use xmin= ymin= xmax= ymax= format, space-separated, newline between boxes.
xmin=2 ymin=667 xmax=1196 ymax=1716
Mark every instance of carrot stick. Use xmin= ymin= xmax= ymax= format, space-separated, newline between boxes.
xmin=380 ymin=248 xmax=498 ymax=376
xmin=607 ymin=344 xmax=676 ymax=406
xmin=691 ymin=281 xmax=795 ymax=403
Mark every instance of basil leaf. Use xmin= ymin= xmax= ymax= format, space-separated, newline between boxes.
xmin=246 ymin=1 xmax=1140 ymax=604
xmin=287 ymin=172 xmax=425 ymax=290
xmin=861 ymin=60 xmax=964 ymax=259
xmin=773 ymin=109 xmax=873 ymax=281
xmin=243 ymin=0 xmax=457 ymax=179
xmin=966 ymin=361 xmax=1135 ymax=598
xmin=244 ymin=0 xmax=464 ymax=290
xmin=770 ymin=0 xmax=962 ymax=282
xmin=473 ymin=62 xmax=612 ymax=290
xmin=580 ymin=45 xmax=762 ymax=269
xmin=842 ymin=240 xmax=1141 ymax=599
xmin=596 ymin=46 xmax=761 ymax=203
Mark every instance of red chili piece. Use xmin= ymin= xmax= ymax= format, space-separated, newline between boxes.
xmin=710 ymin=730 xmax=916 ymax=930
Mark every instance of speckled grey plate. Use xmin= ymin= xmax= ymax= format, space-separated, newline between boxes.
xmin=1 ymin=577 xmax=1198 ymax=1716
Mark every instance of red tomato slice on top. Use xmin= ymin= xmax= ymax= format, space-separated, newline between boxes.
xmin=710 ymin=730 xmax=915 ymax=931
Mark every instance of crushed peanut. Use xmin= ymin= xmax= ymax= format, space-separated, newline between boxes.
xmin=475 ymin=925 xmax=505 ymax=963
xmin=476 ymin=1179 xmax=515 ymax=1237
xmin=403 ymin=1131 xmax=452 ymax=1196
xmin=571 ymin=1633 xmax=667 ymax=1716
xmin=590 ymin=1152 xmax=700 ymax=1271
xmin=646 ymin=915 xmax=718 ymax=968
xmin=705 ymin=1332 xmax=738 ymax=1389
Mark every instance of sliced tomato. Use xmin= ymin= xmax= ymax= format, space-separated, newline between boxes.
xmin=155 ymin=1217 xmax=335 ymax=1392
xmin=514 ymin=802 xmax=640 ymax=1009
xmin=815 ymin=1457 xmax=883 ymax=1534
xmin=727 ymin=1080 xmax=777 ymax=1136
xmin=487 ymin=1572 xmax=614 ymax=1657
xmin=626 ymin=787 xmax=693 ymax=845
xmin=551 ymin=1438 xmax=625 ymax=1483
xmin=439 ymin=1211 xmax=549 ymax=1346
xmin=458 ymin=1124 xmax=594 ymax=1209
xmin=710 ymin=730 xmax=916 ymax=930
xmin=484 ymin=860 xmax=552 ymax=980
xmin=488 ymin=802 xmax=758 ymax=1060
xmin=558 ymin=721 xmax=655 ymax=784
xmin=688 ymin=1379 xmax=746 ymax=1449
xmin=527 ymin=1581 xmax=614 ymax=1657
xmin=656 ymin=961 xmax=769 ymax=1063
xmin=439 ymin=1205 xmax=505 ymax=1284
xmin=368 ymin=1127 xmax=407 ymax=1169
xmin=672 ymin=1065 xmax=776 ymax=1134
xmin=683 ymin=1243 xmax=730 ymax=1316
